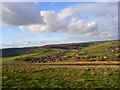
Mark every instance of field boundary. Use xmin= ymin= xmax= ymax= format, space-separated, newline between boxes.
xmin=35 ymin=61 xmax=120 ymax=65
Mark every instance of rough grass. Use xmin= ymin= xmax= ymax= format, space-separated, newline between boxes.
xmin=33 ymin=48 xmax=46 ymax=53
xmin=35 ymin=61 xmax=120 ymax=65
xmin=2 ymin=40 xmax=120 ymax=88
xmin=2 ymin=57 xmax=19 ymax=64
xmin=81 ymin=40 xmax=119 ymax=53
xmin=2 ymin=61 xmax=120 ymax=88
xmin=33 ymin=49 xmax=62 ymax=57
xmin=62 ymin=51 xmax=76 ymax=57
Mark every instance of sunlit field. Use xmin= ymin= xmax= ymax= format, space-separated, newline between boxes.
xmin=2 ymin=61 xmax=120 ymax=88
xmin=2 ymin=40 xmax=120 ymax=89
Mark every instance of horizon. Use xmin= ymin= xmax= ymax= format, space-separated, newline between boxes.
xmin=1 ymin=2 xmax=118 ymax=49
xmin=1 ymin=39 xmax=119 ymax=49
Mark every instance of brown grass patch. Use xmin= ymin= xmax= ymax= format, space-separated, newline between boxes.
xmin=2 ymin=76 xmax=9 ymax=79
xmin=77 ymin=79 xmax=85 ymax=82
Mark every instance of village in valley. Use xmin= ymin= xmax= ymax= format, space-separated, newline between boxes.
xmin=2 ymin=40 xmax=120 ymax=88
xmin=11 ymin=40 xmax=119 ymax=63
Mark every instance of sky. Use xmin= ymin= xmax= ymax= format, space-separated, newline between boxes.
xmin=1 ymin=2 xmax=118 ymax=48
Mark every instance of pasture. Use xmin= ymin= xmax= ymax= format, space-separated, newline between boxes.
xmin=2 ymin=40 xmax=120 ymax=88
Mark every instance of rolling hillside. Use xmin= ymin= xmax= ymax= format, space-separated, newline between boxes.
xmin=2 ymin=40 xmax=120 ymax=89
xmin=2 ymin=40 xmax=119 ymax=64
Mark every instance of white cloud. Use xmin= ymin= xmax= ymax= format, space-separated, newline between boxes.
xmin=26 ymin=2 xmax=117 ymax=38
xmin=85 ymin=33 xmax=93 ymax=37
xmin=71 ymin=17 xmax=77 ymax=22
xmin=68 ymin=21 xmax=97 ymax=34
xmin=28 ymin=24 xmax=47 ymax=32
xmin=57 ymin=7 xmax=75 ymax=20
xmin=2 ymin=2 xmax=44 ymax=26
xmin=2 ymin=40 xmax=33 ymax=48
xmin=28 ymin=10 xmax=98 ymax=34
xmin=2 ymin=40 xmax=63 ymax=48
xmin=4 ymin=7 xmax=12 ymax=14
xmin=28 ymin=10 xmax=68 ymax=33
xmin=18 ymin=26 xmax=24 ymax=31
xmin=10 ymin=33 xmax=37 ymax=39
xmin=100 ymin=32 xmax=113 ymax=38
xmin=2 ymin=2 xmax=118 ymax=40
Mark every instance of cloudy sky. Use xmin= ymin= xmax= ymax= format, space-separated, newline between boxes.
xmin=1 ymin=2 xmax=118 ymax=48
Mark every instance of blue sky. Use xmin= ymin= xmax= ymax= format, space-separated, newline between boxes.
xmin=1 ymin=2 xmax=118 ymax=48
xmin=37 ymin=2 xmax=95 ymax=11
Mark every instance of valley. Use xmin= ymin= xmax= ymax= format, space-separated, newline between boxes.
xmin=2 ymin=40 xmax=120 ymax=88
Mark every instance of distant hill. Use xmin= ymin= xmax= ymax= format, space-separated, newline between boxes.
xmin=2 ymin=47 xmax=38 ymax=57
xmin=2 ymin=40 xmax=119 ymax=57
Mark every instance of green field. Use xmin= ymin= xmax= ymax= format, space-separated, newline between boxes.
xmin=2 ymin=61 xmax=119 ymax=88
xmin=2 ymin=40 xmax=120 ymax=89
xmin=34 ymin=49 xmax=62 ymax=57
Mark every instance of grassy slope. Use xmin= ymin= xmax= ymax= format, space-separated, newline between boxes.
xmin=32 ymin=48 xmax=46 ymax=53
xmin=63 ymin=51 xmax=76 ymax=56
xmin=81 ymin=40 xmax=119 ymax=53
xmin=2 ymin=40 xmax=119 ymax=63
xmin=2 ymin=49 xmax=63 ymax=63
xmin=79 ymin=40 xmax=119 ymax=57
xmin=2 ymin=54 xmax=36 ymax=64
xmin=2 ymin=40 xmax=120 ymax=88
xmin=2 ymin=48 xmax=46 ymax=64
xmin=63 ymin=40 xmax=119 ymax=62
xmin=33 ymin=49 xmax=62 ymax=57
